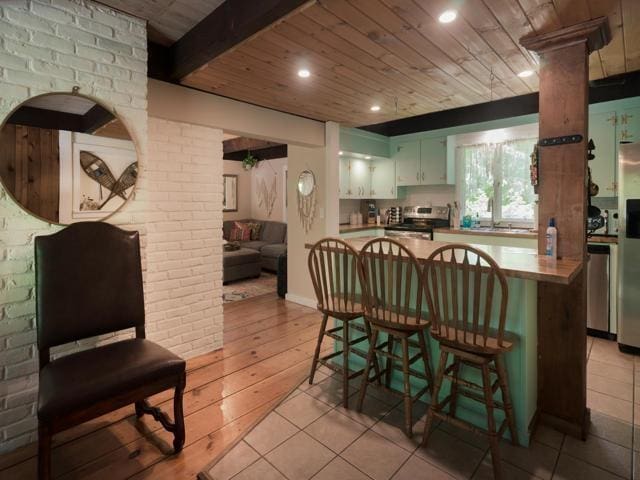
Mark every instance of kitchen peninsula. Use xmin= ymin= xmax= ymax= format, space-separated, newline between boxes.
xmin=307 ymin=236 xmax=582 ymax=445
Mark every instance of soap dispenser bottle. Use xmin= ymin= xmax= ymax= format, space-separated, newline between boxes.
xmin=545 ymin=218 xmax=558 ymax=258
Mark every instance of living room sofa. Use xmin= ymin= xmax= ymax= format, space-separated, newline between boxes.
xmin=222 ymin=219 xmax=287 ymax=283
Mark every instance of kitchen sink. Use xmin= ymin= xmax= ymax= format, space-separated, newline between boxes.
xmin=470 ymin=226 xmax=533 ymax=234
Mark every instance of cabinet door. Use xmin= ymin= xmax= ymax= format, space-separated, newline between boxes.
xmin=589 ymin=111 xmax=617 ymax=196
xmin=393 ymin=141 xmax=420 ymax=186
xmin=339 ymin=157 xmax=351 ymax=198
xmin=349 ymin=158 xmax=371 ymax=198
xmin=370 ymin=158 xmax=396 ymax=199
xmin=419 ymin=137 xmax=447 ymax=185
xmin=619 ymin=107 xmax=640 ymax=143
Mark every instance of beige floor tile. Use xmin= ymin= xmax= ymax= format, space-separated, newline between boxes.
xmin=589 ymin=411 xmax=633 ymax=449
xmin=231 ymin=458 xmax=287 ymax=480
xmin=305 ymin=375 xmax=356 ymax=407
xmin=588 ymin=373 xmax=634 ymax=402
xmin=590 ymin=339 xmax=634 ymax=369
xmin=587 ymin=359 xmax=633 ymax=385
xmin=498 ymin=440 xmax=559 ymax=480
xmin=437 ymin=420 xmax=491 ymax=451
xmin=275 ymin=391 xmax=332 ymax=429
xmin=265 ymin=431 xmax=335 ymax=480
xmin=415 ymin=427 xmax=485 ymax=479
xmin=532 ymin=425 xmax=565 ymax=450
xmin=342 ymin=430 xmax=411 ymax=480
xmin=244 ymin=412 xmax=299 ymax=456
xmin=312 ymin=456 xmax=372 ymax=480
xmin=336 ymin=394 xmax=393 ymax=428
xmin=300 ymin=371 xmax=329 ymax=391
xmin=207 ymin=440 xmax=260 ymax=480
xmin=360 ymin=384 xmax=404 ymax=408
xmin=370 ymin=403 xmax=426 ymax=453
xmin=554 ymin=453 xmax=627 ymax=480
xmin=392 ymin=455 xmax=455 ymax=479
xmin=587 ymin=390 xmax=633 ymax=423
xmin=305 ymin=408 xmax=367 ymax=454
xmin=473 ymin=452 xmax=544 ymax=479
xmin=562 ymin=434 xmax=632 ymax=479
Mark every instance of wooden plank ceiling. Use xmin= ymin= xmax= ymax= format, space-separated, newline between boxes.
xmin=179 ymin=0 xmax=636 ymax=126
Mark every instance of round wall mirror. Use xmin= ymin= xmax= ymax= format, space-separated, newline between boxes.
xmin=0 ymin=92 xmax=138 ymax=225
xmin=297 ymin=170 xmax=315 ymax=196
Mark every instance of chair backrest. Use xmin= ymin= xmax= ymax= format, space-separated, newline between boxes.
xmin=35 ymin=222 xmax=146 ymax=353
xmin=307 ymin=237 xmax=362 ymax=317
xmin=424 ymin=244 xmax=508 ymax=349
xmin=358 ymin=238 xmax=429 ymax=329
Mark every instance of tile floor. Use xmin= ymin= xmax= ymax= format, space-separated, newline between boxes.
xmin=205 ymin=337 xmax=639 ymax=480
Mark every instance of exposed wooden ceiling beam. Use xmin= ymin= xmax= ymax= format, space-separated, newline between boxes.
xmin=6 ymin=105 xmax=115 ymax=133
xmin=223 ymin=137 xmax=282 ymax=154
xmin=224 ymin=145 xmax=288 ymax=161
xmin=149 ymin=0 xmax=314 ymax=82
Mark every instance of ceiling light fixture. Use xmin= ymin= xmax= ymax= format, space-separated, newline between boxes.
xmin=365 ymin=156 xmax=371 ymax=160
xmin=339 ymin=151 xmax=344 ymax=155
xmin=518 ymin=70 xmax=534 ymax=78
xmin=438 ymin=10 xmax=457 ymax=23
xmin=297 ymin=68 xmax=310 ymax=78
xmin=370 ymin=105 xmax=381 ymax=112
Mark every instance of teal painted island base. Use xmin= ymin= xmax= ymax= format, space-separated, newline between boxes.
xmin=337 ymin=276 xmax=537 ymax=446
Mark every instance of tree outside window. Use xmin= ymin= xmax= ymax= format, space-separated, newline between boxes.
xmin=459 ymin=138 xmax=537 ymax=224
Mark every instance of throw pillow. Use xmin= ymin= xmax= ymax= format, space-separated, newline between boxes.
xmin=229 ymin=222 xmax=251 ymax=241
xmin=246 ymin=222 xmax=262 ymax=241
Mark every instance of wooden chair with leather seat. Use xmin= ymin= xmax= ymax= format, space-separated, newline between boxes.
xmin=307 ymin=237 xmax=379 ymax=408
xmin=421 ymin=244 xmax=518 ymax=480
xmin=356 ymin=238 xmax=433 ymax=437
xmin=35 ymin=222 xmax=186 ymax=480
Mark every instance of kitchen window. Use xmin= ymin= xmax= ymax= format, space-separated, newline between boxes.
xmin=459 ymin=138 xmax=537 ymax=225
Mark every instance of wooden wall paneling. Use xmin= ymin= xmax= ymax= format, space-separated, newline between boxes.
xmin=516 ymin=0 xmax=563 ymax=32
xmin=27 ymin=126 xmax=42 ymax=219
xmin=549 ymin=0 xmax=592 ymax=28
xmin=590 ymin=1 xmax=626 ymax=78
xmin=385 ymin=0 xmax=533 ymax=96
xmin=622 ymin=0 xmax=640 ymax=71
xmin=0 ymin=125 xmax=16 ymax=199
xmin=15 ymin=126 xmax=28 ymax=206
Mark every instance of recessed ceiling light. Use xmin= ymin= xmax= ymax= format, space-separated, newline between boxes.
xmin=438 ymin=10 xmax=457 ymax=23
xmin=339 ymin=151 xmax=344 ymax=155
xmin=365 ymin=155 xmax=371 ymax=160
xmin=370 ymin=105 xmax=381 ymax=112
xmin=297 ymin=68 xmax=310 ymax=78
xmin=518 ymin=70 xmax=534 ymax=78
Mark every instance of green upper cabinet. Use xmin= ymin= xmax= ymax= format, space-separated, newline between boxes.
xmin=339 ymin=157 xmax=351 ymax=198
xmin=349 ymin=158 xmax=371 ymax=198
xmin=619 ymin=107 xmax=640 ymax=143
xmin=370 ymin=157 xmax=396 ymax=198
xmin=393 ymin=140 xmax=421 ymax=186
xmin=420 ymin=137 xmax=448 ymax=184
xmin=589 ymin=111 xmax=618 ymax=196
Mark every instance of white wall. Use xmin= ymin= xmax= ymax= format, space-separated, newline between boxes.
xmin=250 ymin=157 xmax=287 ymax=223
xmin=0 ymin=0 xmax=223 ymax=453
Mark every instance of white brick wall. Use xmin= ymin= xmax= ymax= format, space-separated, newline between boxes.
xmin=0 ymin=0 xmax=224 ymax=453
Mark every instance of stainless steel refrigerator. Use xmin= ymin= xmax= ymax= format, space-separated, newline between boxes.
xmin=617 ymin=142 xmax=640 ymax=352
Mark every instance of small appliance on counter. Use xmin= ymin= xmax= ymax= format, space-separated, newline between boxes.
xmin=385 ymin=205 xmax=450 ymax=240
xmin=361 ymin=200 xmax=378 ymax=225
xmin=387 ymin=206 xmax=402 ymax=224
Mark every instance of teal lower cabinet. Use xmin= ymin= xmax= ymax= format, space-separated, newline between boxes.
xmin=433 ymin=231 xmax=538 ymax=249
xmin=340 ymin=228 xmax=386 ymax=239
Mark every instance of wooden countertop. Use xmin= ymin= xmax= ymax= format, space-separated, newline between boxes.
xmin=433 ymin=227 xmax=538 ymax=239
xmin=339 ymin=223 xmax=384 ymax=233
xmin=307 ymin=236 xmax=582 ymax=285
xmin=587 ymin=234 xmax=618 ymax=244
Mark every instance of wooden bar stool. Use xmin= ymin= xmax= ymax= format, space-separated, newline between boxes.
xmin=421 ymin=244 xmax=518 ymax=480
xmin=356 ymin=238 xmax=433 ymax=437
xmin=307 ymin=238 xmax=378 ymax=408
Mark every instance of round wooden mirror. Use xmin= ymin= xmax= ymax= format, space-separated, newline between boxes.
xmin=0 ymin=92 xmax=138 ymax=225
xmin=297 ymin=170 xmax=315 ymax=196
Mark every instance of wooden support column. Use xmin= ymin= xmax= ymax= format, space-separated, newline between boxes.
xmin=520 ymin=18 xmax=610 ymax=439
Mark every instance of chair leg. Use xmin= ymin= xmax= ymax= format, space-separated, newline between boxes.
xmin=448 ymin=357 xmax=461 ymax=419
xmin=357 ymin=328 xmax=379 ymax=412
xmin=135 ymin=400 xmax=145 ymax=418
xmin=401 ymin=337 xmax=413 ymax=437
xmin=481 ymin=363 xmax=502 ymax=480
xmin=495 ymin=354 xmax=518 ymax=446
xmin=385 ymin=333 xmax=394 ymax=389
xmin=173 ymin=375 xmax=186 ymax=453
xmin=38 ymin=423 xmax=51 ymax=480
xmin=364 ymin=320 xmax=382 ymax=386
xmin=342 ymin=319 xmax=350 ymax=409
xmin=309 ymin=313 xmax=329 ymax=385
xmin=416 ymin=331 xmax=433 ymax=395
xmin=422 ymin=349 xmax=448 ymax=448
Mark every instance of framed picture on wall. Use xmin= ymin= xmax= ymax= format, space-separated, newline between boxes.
xmin=223 ymin=174 xmax=238 ymax=212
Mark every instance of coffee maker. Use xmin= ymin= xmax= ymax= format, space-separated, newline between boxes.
xmin=361 ymin=200 xmax=377 ymax=225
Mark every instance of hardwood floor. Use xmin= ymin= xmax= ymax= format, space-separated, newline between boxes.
xmin=0 ymin=293 xmax=324 ymax=480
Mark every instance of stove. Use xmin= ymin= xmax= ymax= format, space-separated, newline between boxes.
xmin=385 ymin=205 xmax=450 ymax=240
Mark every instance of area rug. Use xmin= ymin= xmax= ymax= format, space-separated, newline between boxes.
xmin=223 ymin=272 xmax=277 ymax=303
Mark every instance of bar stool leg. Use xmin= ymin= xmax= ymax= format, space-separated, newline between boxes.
xmin=417 ymin=331 xmax=433 ymax=394
xmin=481 ymin=363 xmax=502 ymax=480
xmin=401 ymin=337 xmax=413 ymax=436
xmin=364 ymin=320 xmax=382 ymax=386
xmin=342 ymin=319 xmax=350 ymax=408
xmin=495 ymin=354 xmax=518 ymax=446
xmin=309 ymin=313 xmax=329 ymax=385
xmin=422 ymin=349 xmax=448 ymax=448
xmin=385 ymin=334 xmax=394 ymax=388
xmin=448 ymin=357 xmax=461 ymax=418
xmin=357 ymin=329 xmax=379 ymax=412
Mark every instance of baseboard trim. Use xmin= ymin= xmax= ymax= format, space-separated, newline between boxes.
xmin=285 ymin=293 xmax=317 ymax=309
